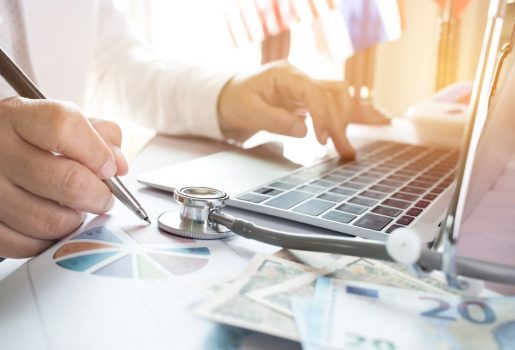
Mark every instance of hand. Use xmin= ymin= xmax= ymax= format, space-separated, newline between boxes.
xmin=0 ymin=97 xmax=128 ymax=258
xmin=217 ymin=61 xmax=389 ymax=157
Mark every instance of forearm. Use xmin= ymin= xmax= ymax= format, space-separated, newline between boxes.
xmin=90 ymin=1 xmax=235 ymax=139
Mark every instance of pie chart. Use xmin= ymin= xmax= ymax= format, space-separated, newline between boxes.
xmin=53 ymin=225 xmax=211 ymax=279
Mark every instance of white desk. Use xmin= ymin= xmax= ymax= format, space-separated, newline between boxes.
xmin=1 ymin=124 xmax=513 ymax=350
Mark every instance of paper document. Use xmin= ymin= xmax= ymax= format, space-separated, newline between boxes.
xmin=0 ymin=183 xmax=289 ymax=350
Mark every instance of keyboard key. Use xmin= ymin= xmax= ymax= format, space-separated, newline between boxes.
xmin=280 ymin=175 xmax=307 ymax=185
xmin=408 ymin=181 xmax=432 ymax=189
xmin=323 ymin=210 xmax=356 ymax=224
xmin=392 ymin=192 xmax=418 ymax=202
xmin=361 ymin=172 xmax=383 ymax=179
xmin=396 ymin=215 xmax=415 ymax=225
xmin=371 ymin=206 xmax=402 ymax=217
xmin=264 ymin=191 xmax=312 ymax=209
xmin=423 ymin=194 xmax=437 ymax=201
xmin=406 ymin=207 xmax=423 ymax=216
xmin=336 ymin=203 xmax=367 ymax=215
xmin=298 ymin=185 xmax=325 ymax=194
xmin=415 ymin=200 xmax=430 ymax=209
xmin=430 ymin=187 xmax=445 ymax=194
xmin=341 ymin=181 xmax=366 ymax=190
xmin=293 ymin=199 xmax=334 ymax=216
xmin=254 ymin=187 xmax=283 ymax=196
xmin=310 ymin=179 xmax=334 ymax=188
xmin=351 ymin=176 xmax=377 ymax=184
xmin=237 ymin=193 xmax=269 ymax=203
xmin=359 ymin=190 xmax=387 ymax=200
xmin=416 ymin=175 xmax=438 ymax=183
xmin=318 ymin=193 xmax=347 ymax=203
xmin=330 ymin=187 xmax=357 ymax=196
xmin=369 ymin=185 xmax=396 ymax=193
xmin=386 ymin=224 xmax=404 ymax=233
xmin=268 ymin=181 xmax=296 ymax=190
xmin=322 ymin=175 xmax=346 ymax=183
xmin=387 ymin=175 xmax=410 ymax=182
xmin=378 ymin=180 xmax=403 ymax=188
xmin=354 ymin=213 xmax=393 ymax=231
xmin=348 ymin=196 xmax=377 ymax=207
xmin=332 ymin=170 xmax=355 ymax=178
xmin=382 ymin=198 xmax=410 ymax=209
xmin=401 ymin=186 xmax=426 ymax=195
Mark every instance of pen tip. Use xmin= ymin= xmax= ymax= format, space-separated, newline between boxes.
xmin=144 ymin=217 xmax=151 ymax=225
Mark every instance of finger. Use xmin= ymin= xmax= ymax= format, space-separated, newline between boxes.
xmin=0 ymin=221 xmax=54 ymax=258
xmin=90 ymin=119 xmax=129 ymax=176
xmin=0 ymin=176 xmax=84 ymax=240
xmin=353 ymin=104 xmax=391 ymax=125
xmin=326 ymin=93 xmax=356 ymax=159
xmin=276 ymin=72 xmax=332 ymax=144
xmin=3 ymin=141 xmax=113 ymax=214
xmin=249 ymin=96 xmax=308 ymax=137
xmin=4 ymin=98 xmax=117 ymax=179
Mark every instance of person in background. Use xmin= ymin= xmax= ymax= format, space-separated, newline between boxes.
xmin=0 ymin=0 xmax=387 ymax=258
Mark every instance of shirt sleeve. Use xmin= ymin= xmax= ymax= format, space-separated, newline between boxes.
xmin=89 ymin=0 xmax=236 ymax=140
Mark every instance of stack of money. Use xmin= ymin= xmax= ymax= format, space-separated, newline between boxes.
xmin=292 ymin=278 xmax=515 ymax=349
xmin=193 ymin=251 xmax=464 ymax=345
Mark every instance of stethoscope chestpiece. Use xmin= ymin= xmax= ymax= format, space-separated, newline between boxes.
xmin=158 ymin=186 xmax=234 ymax=240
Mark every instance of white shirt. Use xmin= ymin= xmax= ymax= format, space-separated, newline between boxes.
xmin=0 ymin=0 xmax=232 ymax=140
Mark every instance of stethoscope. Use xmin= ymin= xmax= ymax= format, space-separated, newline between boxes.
xmin=158 ymin=186 xmax=515 ymax=290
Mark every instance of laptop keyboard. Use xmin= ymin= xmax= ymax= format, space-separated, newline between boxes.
xmin=231 ymin=141 xmax=458 ymax=239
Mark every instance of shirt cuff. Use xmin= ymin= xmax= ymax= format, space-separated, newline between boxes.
xmin=182 ymin=69 xmax=236 ymax=141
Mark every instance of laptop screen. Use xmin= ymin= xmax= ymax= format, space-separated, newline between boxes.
xmin=438 ymin=1 xmax=515 ymax=290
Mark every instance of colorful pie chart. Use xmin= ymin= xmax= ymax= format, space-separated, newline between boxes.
xmin=53 ymin=226 xmax=211 ymax=279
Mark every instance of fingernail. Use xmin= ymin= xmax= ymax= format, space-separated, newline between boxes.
xmin=290 ymin=122 xmax=306 ymax=137
xmin=113 ymin=146 xmax=126 ymax=163
xmin=104 ymin=195 xmax=115 ymax=212
xmin=79 ymin=211 xmax=87 ymax=224
xmin=100 ymin=159 xmax=117 ymax=179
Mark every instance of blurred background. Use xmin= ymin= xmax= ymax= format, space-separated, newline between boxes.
xmin=111 ymin=0 xmax=500 ymax=117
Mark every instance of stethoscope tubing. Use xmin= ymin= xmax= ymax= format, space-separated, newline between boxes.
xmin=209 ymin=210 xmax=515 ymax=286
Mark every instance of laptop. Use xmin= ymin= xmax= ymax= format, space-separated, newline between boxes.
xmin=138 ymin=1 xmax=513 ymax=246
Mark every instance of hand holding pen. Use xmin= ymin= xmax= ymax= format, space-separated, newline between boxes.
xmin=0 ymin=48 xmax=150 ymax=258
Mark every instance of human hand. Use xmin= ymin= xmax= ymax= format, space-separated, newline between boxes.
xmin=0 ymin=97 xmax=128 ymax=258
xmin=217 ymin=61 xmax=389 ymax=158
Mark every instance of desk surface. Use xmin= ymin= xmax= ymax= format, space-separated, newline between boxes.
xmin=1 ymin=125 xmax=514 ymax=349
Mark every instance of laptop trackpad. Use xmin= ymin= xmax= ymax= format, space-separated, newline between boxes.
xmin=137 ymin=143 xmax=301 ymax=196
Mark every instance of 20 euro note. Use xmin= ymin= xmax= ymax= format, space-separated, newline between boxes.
xmin=308 ymin=277 xmax=515 ymax=350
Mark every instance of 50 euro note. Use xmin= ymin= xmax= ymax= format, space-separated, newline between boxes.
xmin=300 ymin=277 xmax=515 ymax=350
xmin=247 ymin=255 xmax=455 ymax=318
xmin=193 ymin=254 xmax=317 ymax=341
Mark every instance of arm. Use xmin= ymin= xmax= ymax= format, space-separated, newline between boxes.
xmin=90 ymin=1 xmax=233 ymax=140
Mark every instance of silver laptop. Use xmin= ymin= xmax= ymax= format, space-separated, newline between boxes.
xmin=138 ymin=1 xmax=513 ymax=245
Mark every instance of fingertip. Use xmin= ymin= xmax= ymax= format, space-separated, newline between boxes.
xmin=99 ymin=158 xmax=117 ymax=179
xmin=113 ymin=146 xmax=129 ymax=176
xmin=331 ymin=133 xmax=356 ymax=159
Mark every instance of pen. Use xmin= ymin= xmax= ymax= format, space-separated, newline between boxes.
xmin=0 ymin=48 xmax=151 ymax=224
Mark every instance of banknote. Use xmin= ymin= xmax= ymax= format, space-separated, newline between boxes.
xmin=194 ymin=254 xmax=315 ymax=341
xmin=248 ymin=255 xmax=454 ymax=317
xmin=298 ymin=277 xmax=515 ymax=350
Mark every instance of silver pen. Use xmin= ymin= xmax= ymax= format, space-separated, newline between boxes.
xmin=0 ymin=47 xmax=151 ymax=224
